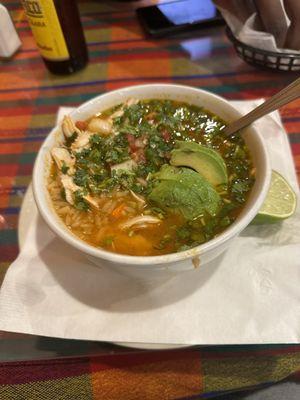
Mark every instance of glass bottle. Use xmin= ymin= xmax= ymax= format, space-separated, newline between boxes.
xmin=22 ymin=0 xmax=88 ymax=75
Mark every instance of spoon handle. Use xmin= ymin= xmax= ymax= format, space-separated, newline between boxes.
xmin=224 ymin=77 xmax=300 ymax=136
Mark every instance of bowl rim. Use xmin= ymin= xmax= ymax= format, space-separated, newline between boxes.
xmin=33 ymin=83 xmax=271 ymax=266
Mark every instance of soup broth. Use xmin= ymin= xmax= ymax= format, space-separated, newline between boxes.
xmin=48 ymin=99 xmax=255 ymax=256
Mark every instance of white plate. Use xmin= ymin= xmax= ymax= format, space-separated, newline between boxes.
xmin=18 ymin=185 xmax=188 ymax=351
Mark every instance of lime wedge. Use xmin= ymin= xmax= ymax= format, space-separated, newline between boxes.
xmin=252 ymin=170 xmax=297 ymax=224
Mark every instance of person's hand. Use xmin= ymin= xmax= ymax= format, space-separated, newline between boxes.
xmin=214 ymin=0 xmax=300 ymax=50
xmin=283 ymin=0 xmax=300 ymax=50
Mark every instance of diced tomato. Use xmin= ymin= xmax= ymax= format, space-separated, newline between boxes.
xmin=127 ymin=134 xmax=147 ymax=153
xmin=138 ymin=149 xmax=146 ymax=163
xmin=146 ymin=112 xmax=156 ymax=120
xmin=75 ymin=120 xmax=88 ymax=130
xmin=126 ymin=133 xmax=135 ymax=144
xmin=132 ymin=149 xmax=146 ymax=163
xmin=126 ymin=134 xmax=138 ymax=152
xmin=134 ymin=138 xmax=144 ymax=148
xmin=162 ymin=130 xmax=171 ymax=142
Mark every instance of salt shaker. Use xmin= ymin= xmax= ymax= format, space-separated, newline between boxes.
xmin=0 ymin=4 xmax=21 ymax=58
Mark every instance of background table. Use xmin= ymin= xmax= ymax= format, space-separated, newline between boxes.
xmin=0 ymin=1 xmax=300 ymax=399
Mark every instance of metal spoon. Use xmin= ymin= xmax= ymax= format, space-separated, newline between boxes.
xmin=224 ymin=77 xmax=300 ymax=136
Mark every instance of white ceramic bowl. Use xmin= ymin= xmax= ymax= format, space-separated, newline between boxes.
xmin=33 ymin=84 xmax=271 ymax=281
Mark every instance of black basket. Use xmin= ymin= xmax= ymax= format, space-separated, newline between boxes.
xmin=226 ymin=27 xmax=300 ymax=72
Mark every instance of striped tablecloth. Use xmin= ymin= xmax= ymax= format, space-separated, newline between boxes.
xmin=0 ymin=1 xmax=300 ymax=399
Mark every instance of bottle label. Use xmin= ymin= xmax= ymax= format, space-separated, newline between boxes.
xmin=22 ymin=0 xmax=69 ymax=61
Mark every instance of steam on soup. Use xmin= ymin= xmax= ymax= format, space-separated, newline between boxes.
xmin=48 ymin=99 xmax=255 ymax=256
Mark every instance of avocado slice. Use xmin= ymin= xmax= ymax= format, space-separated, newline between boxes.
xmin=149 ymin=165 xmax=221 ymax=220
xmin=170 ymin=141 xmax=228 ymax=187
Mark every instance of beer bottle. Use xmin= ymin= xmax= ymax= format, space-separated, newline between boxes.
xmin=22 ymin=0 xmax=88 ymax=75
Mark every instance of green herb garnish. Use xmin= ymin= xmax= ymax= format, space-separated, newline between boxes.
xmin=61 ymin=161 xmax=69 ymax=175
xmin=74 ymin=190 xmax=89 ymax=211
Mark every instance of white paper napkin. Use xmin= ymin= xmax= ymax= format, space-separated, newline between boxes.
xmin=0 ymin=100 xmax=299 ymax=345
xmin=219 ymin=6 xmax=300 ymax=55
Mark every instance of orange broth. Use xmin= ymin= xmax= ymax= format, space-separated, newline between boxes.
xmin=48 ymin=99 xmax=255 ymax=256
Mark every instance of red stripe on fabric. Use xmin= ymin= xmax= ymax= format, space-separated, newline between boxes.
xmin=0 ymin=105 xmax=57 ymax=117
xmin=291 ymin=143 xmax=300 ymax=154
xmin=17 ymin=164 xmax=34 ymax=176
xmin=0 ymin=129 xmax=26 ymax=138
xmin=0 ymin=357 xmax=90 ymax=385
xmin=0 ymin=351 xmax=199 ymax=385
xmin=0 ymin=164 xmax=18 ymax=177
xmin=14 ymin=12 xmax=133 ymax=25
xmin=0 ymin=143 xmax=23 ymax=155
xmin=0 ymin=52 xmax=180 ymax=74
xmin=0 ymin=106 xmax=34 ymax=117
xmin=0 ymin=63 xmax=52 ymax=73
xmin=0 ymin=90 xmax=40 ymax=102
xmin=285 ymin=122 xmax=300 ymax=133
xmin=90 ymin=349 xmax=200 ymax=372
xmin=0 ymin=245 xmax=18 ymax=263
xmin=281 ymin=104 xmax=300 ymax=117
xmin=106 ymin=51 xmax=180 ymax=63
xmin=105 ymin=78 xmax=173 ymax=91
xmin=18 ymin=19 xmax=139 ymax=36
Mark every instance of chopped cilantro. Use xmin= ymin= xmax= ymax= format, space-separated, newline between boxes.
xmin=105 ymin=148 xmax=129 ymax=164
xmin=231 ymin=179 xmax=253 ymax=203
xmin=154 ymin=234 xmax=172 ymax=250
xmin=74 ymin=169 xmax=89 ymax=188
xmin=65 ymin=132 xmax=78 ymax=147
xmin=177 ymin=244 xmax=193 ymax=252
xmin=60 ymin=187 xmax=66 ymax=201
xmin=220 ymin=216 xmax=231 ymax=227
xmin=101 ymin=236 xmax=114 ymax=246
xmin=74 ymin=190 xmax=89 ymax=211
xmin=232 ymin=180 xmax=252 ymax=194
xmin=124 ymin=102 xmax=144 ymax=125
xmin=89 ymin=133 xmax=103 ymax=146
xmin=176 ymin=225 xmax=190 ymax=240
xmin=119 ymin=125 xmax=140 ymax=137
xmin=89 ymin=148 xmax=103 ymax=164
xmin=61 ymin=161 xmax=69 ymax=174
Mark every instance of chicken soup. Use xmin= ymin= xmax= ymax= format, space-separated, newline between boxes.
xmin=48 ymin=99 xmax=255 ymax=256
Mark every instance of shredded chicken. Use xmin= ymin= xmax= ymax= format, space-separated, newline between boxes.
xmin=129 ymin=190 xmax=145 ymax=205
xmin=51 ymin=147 xmax=75 ymax=175
xmin=111 ymin=108 xmax=124 ymax=119
xmin=110 ymin=159 xmax=137 ymax=173
xmin=62 ymin=115 xmax=81 ymax=138
xmin=136 ymin=177 xmax=147 ymax=186
xmin=109 ymin=98 xmax=137 ymax=122
xmin=126 ymin=98 xmax=139 ymax=107
xmin=60 ymin=175 xmax=98 ymax=208
xmin=119 ymin=215 xmax=161 ymax=230
xmin=84 ymin=194 xmax=99 ymax=209
xmin=71 ymin=131 xmax=92 ymax=151
xmin=60 ymin=175 xmax=80 ymax=205
xmin=107 ymin=98 xmax=137 ymax=127
xmin=88 ymin=117 xmax=112 ymax=136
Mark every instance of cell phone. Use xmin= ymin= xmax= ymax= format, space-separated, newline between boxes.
xmin=136 ymin=0 xmax=224 ymax=38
